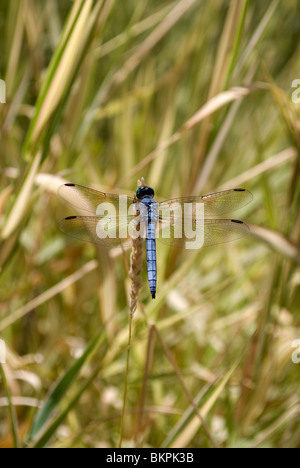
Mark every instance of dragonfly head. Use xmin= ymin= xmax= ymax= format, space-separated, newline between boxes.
xmin=136 ymin=186 xmax=155 ymax=200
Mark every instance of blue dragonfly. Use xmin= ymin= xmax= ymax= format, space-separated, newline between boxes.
xmin=58 ymin=183 xmax=252 ymax=299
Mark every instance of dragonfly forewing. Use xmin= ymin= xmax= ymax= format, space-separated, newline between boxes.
xmin=58 ymin=183 xmax=135 ymax=217
xmin=158 ymin=188 xmax=253 ymax=219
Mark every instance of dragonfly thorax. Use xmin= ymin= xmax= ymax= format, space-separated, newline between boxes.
xmin=135 ymin=198 xmax=159 ymax=223
xmin=135 ymin=186 xmax=158 ymax=222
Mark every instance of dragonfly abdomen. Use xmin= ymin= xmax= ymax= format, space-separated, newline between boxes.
xmin=145 ymin=202 xmax=158 ymax=299
xmin=146 ymin=231 xmax=157 ymax=299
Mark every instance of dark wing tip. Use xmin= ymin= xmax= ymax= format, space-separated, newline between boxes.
xmin=65 ymin=216 xmax=77 ymax=220
xmin=234 ymin=188 xmax=246 ymax=192
xmin=231 ymin=219 xmax=244 ymax=224
xmin=64 ymin=183 xmax=76 ymax=187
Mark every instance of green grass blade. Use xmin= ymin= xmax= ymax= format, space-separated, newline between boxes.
xmin=31 ymin=364 xmax=102 ymax=448
xmin=27 ymin=331 xmax=105 ymax=443
xmin=167 ymin=358 xmax=241 ymax=448
xmin=22 ymin=0 xmax=92 ymax=157
xmin=0 ymin=364 xmax=20 ymax=448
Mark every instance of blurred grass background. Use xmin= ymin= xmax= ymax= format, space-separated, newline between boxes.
xmin=0 ymin=0 xmax=300 ymax=448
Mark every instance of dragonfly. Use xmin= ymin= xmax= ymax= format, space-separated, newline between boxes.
xmin=58 ymin=183 xmax=252 ymax=299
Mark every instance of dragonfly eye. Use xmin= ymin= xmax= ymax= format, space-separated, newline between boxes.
xmin=136 ymin=186 xmax=155 ymax=200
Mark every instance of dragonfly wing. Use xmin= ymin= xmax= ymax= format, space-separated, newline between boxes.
xmin=158 ymin=188 xmax=253 ymax=218
xmin=157 ymin=218 xmax=250 ymax=248
xmin=58 ymin=183 xmax=135 ymax=216
xmin=59 ymin=215 xmax=135 ymax=248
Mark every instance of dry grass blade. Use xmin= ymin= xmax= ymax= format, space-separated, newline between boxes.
xmin=0 ymin=397 xmax=40 ymax=409
xmin=112 ymin=0 xmax=198 ymax=87
xmin=0 ymin=260 xmax=98 ymax=332
xmin=233 ymin=0 xmax=280 ymax=77
xmin=192 ymin=0 xmax=250 ymax=182
xmin=1 ymin=152 xmax=41 ymax=240
xmin=192 ymin=94 xmax=245 ymax=194
xmin=209 ymin=0 xmax=248 ymax=98
xmin=249 ymin=225 xmax=300 ymax=264
xmin=96 ymin=3 xmax=175 ymax=59
xmin=76 ymin=0 xmax=198 ymax=146
xmin=249 ymin=405 xmax=300 ymax=448
xmin=170 ymin=359 xmax=241 ymax=448
xmin=119 ymin=87 xmax=252 ymax=185
xmin=25 ymin=0 xmax=94 ymax=148
xmin=5 ymin=1 xmax=25 ymax=92
xmin=218 ymin=148 xmax=297 ymax=190
xmin=154 ymin=325 xmax=219 ymax=448
xmin=183 ymin=87 xmax=251 ymax=130
xmin=0 ymin=186 xmax=12 ymax=218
